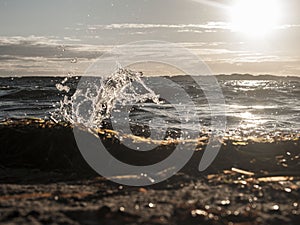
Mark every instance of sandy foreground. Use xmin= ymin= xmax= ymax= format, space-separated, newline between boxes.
xmin=0 ymin=119 xmax=299 ymax=224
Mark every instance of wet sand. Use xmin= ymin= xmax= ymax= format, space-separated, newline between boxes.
xmin=0 ymin=119 xmax=300 ymax=224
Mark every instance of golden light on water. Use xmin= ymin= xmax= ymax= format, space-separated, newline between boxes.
xmin=229 ymin=0 xmax=282 ymax=37
xmin=238 ymin=112 xmax=269 ymax=130
xmin=239 ymin=112 xmax=255 ymax=119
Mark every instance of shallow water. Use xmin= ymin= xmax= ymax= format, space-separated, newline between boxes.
xmin=0 ymin=74 xmax=299 ymax=138
xmin=0 ymin=72 xmax=299 ymax=183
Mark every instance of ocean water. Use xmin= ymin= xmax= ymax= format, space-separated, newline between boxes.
xmin=0 ymin=70 xmax=300 ymax=179
xmin=0 ymin=72 xmax=299 ymax=138
xmin=0 ymin=72 xmax=299 ymax=225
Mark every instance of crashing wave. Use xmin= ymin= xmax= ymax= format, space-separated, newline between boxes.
xmin=54 ymin=68 xmax=160 ymax=129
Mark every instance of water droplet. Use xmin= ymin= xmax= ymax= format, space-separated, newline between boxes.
xmin=218 ymin=199 xmax=231 ymax=206
xmin=148 ymin=203 xmax=155 ymax=208
xmin=271 ymin=204 xmax=280 ymax=211
xmin=233 ymin=211 xmax=239 ymax=216
xmin=191 ymin=209 xmax=208 ymax=217
xmin=208 ymin=213 xmax=214 ymax=219
xmin=253 ymin=184 xmax=261 ymax=189
xmin=284 ymin=188 xmax=292 ymax=193
xmin=71 ymin=58 xmax=77 ymax=63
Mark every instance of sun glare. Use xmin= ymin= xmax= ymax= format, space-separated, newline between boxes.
xmin=229 ymin=0 xmax=282 ymax=37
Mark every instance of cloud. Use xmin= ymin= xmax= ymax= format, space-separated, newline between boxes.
xmin=177 ymin=29 xmax=203 ymax=33
xmin=85 ymin=22 xmax=231 ymax=31
xmin=74 ymin=22 xmax=300 ymax=35
xmin=72 ymin=22 xmax=232 ymax=38
xmin=188 ymin=0 xmax=229 ymax=10
xmin=0 ymin=36 xmax=107 ymax=60
xmin=63 ymin=37 xmax=82 ymax=42
xmin=0 ymin=36 xmax=109 ymax=76
xmin=0 ymin=36 xmax=60 ymax=46
xmin=276 ymin=24 xmax=300 ymax=30
xmin=0 ymin=36 xmax=299 ymax=76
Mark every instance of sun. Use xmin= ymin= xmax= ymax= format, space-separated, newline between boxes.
xmin=229 ymin=0 xmax=282 ymax=37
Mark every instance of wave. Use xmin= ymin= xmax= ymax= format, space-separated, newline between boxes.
xmin=0 ymin=72 xmax=299 ymax=134
xmin=0 ymin=118 xmax=299 ymax=176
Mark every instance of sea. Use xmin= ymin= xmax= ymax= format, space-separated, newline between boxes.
xmin=0 ymin=70 xmax=299 ymax=178
xmin=0 ymin=71 xmax=299 ymax=134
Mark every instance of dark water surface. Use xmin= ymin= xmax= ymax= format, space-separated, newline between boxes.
xmin=0 ymin=75 xmax=299 ymax=134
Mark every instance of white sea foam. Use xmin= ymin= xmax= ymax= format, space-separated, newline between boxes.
xmin=55 ymin=68 xmax=160 ymax=129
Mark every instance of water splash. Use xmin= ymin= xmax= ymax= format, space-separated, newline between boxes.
xmin=54 ymin=68 xmax=160 ymax=129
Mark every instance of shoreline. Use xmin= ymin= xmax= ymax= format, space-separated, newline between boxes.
xmin=0 ymin=119 xmax=299 ymax=224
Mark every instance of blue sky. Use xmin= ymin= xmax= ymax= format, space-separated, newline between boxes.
xmin=0 ymin=0 xmax=299 ymax=76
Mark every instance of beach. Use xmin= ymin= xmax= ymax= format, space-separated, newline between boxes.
xmin=0 ymin=118 xmax=299 ymax=224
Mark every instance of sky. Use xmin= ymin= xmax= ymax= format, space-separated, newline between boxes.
xmin=0 ymin=0 xmax=300 ymax=76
